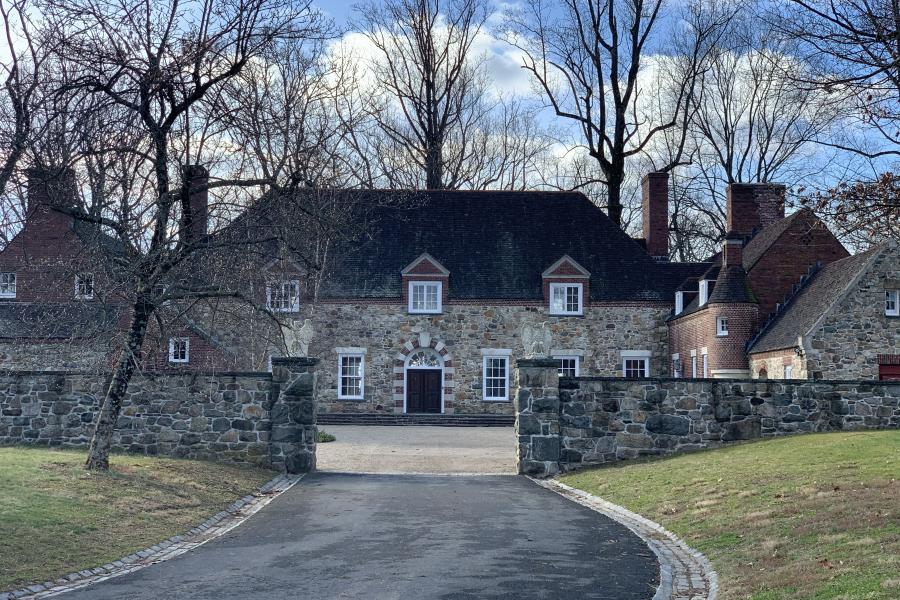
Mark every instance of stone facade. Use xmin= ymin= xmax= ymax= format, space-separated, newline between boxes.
xmin=0 ymin=361 xmax=319 ymax=471
xmin=514 ymin=359 xmax=561 ymax=476
xmin=513 ymin=362 xmax=900 ymax=476
xmin=303 ymin=301 xmax=671 ymax=414
xmin=800 ymin=244 xmax=900 ymax=380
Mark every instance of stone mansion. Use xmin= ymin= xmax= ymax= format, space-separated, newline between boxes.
xmin=0 ymin=168 xmax=897 ymax=415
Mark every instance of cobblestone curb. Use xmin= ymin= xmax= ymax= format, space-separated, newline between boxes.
xmin=2 ymin=473 xmax=303 ymax=600
xmin=531 ymin=478 xmax=718 ymax=600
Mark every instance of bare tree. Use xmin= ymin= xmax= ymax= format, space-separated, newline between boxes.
xmin=36 ymin=0 xmax=327 ymax=470
xmin=777 ymin=0 xmax=900 ymax=158
xmin=501 ymin=0 xmax=729 ymax=227
xmin=353 ymin=0 xmax=492 ymax=189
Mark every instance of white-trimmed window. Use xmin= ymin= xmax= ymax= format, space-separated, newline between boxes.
xmin=408 ymin=281 xmax=442 ymax=314
xmin=674 ymin=291 xmax=684 ymax=315
xmin=556 ymin=356 xmax=580 ymax=378
xmin=672 ymin=354 xmax=682 ymax=378
xmin=716 ymin=316 xmax=729 ymax=336
xmin=887 ymin=290 xmax=899 ymax=316
xmin=702 ymin=349 xmax=709 ymax=378
xmin=338 ymin=352 xmax=365 ymax=399
xmin=0 ymin=273 xmax=16 ymax=298
xmin=267 ymin=280 xmax=300 ymax=312
xmin=168 ymin=337 xmax=189 ymax=363
xmin=482 ymin=350 xmax=511 ymax=401
xmin=691 ymin=350 xmax=698 ymax=378
xmin=783 ymin=365 xmax=794 ymax=379
xmin=621 ymin=350 xmax=650 ymax=378
xmin=549 ymin=283 xmax=583 ymax=315
xmin=75 ymin=273 xmax=94 ymax=300
xmin=698 ymin=280 xmax=713 ymax=306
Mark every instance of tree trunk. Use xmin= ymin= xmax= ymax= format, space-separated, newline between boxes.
xmin=424 ymin=139 xmax=444 ymax=189
xmin=84 ymin=301 xmax=152 ymax=471
xmin=606 ymin=171 xmax=624 ymax=228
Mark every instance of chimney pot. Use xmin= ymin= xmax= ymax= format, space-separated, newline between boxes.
xmin=26 ymin=166 xmax=78 ymax=220
xmin=641 ymin=171 xmax=669 ymax=260
xmin=726 ymin=182 xmax=786 ymax=238
xmin=183 ymin=164 xmax=208 ymax=240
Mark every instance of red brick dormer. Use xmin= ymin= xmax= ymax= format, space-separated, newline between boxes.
xmin=401 ymin=253 xmax=450 ymax=309
xmin=542 ymin=255 xmax=590 ymax=314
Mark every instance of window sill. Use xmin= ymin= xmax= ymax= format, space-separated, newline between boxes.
xmin=716 ymin=333 xmax=729 ymax=337
xmin=482 ymin=397 xmax=510 ymax=403
xmin=549 ymin=312 xmax=584 ymax=317
xmin=408 ymin=310 xmax=443 ymax=315
xmin=337 ymin=396 xmax=365 ymax=401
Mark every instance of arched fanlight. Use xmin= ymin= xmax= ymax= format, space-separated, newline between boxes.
xmin=407 ymin=350 xmax=441 ymax=367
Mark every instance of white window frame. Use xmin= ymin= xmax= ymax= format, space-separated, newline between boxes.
xmin=672 ymin=353 xmax=682 ymax=378
xmin=698 ymin=280 xmax=713 ymax=306
xmin=783 ymin=365 xmax=794 ymax=379
xmin=408 ymin=281 xmax=443 ymax=314
xmin=887 ymin=290 xmax=900 ymax=317
xmin=621 ymin=350 xmax=651 ymax=378
xmin=716 ymin=316 xmax=729 ymax=337
xmin=0 ymin=272 xmax=16 ymax=298
xmin=75 ymin=273 xmax=94 ymax=300
xmin=549 ymin=282 xmax=584 ymax=315
xmin=168 ymin=337 xmax=189 ymax=363
xmin=481 ymin=349 xmax=511 ymax=401
xmin=691 ymin=350 xmax=698 ymax=378
xmin=337 ymin=350 xmax=366 ymax=400
xmin=266 ymin=279 xmax=300 ymax=313
xmin=554 ymin=355 xmax=580 ymax=378
xmin=674 ymin=291 xmax=684 ymax=315
xmin=701 ymin=348 xmax=709 ymax=378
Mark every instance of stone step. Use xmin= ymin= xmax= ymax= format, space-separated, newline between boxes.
xmin=316 ymin=413 xmax=514 ymax=427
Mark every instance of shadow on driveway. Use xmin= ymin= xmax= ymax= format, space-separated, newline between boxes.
xmin=57 ymin=473 xmax=659 ymax=599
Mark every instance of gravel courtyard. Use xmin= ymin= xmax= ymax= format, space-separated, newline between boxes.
xmin=315 ymin=425 xmax=516 ymax=474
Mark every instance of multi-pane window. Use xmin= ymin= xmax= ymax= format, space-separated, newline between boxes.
xmin=716 ymin=316 xmax=729 ymax=336
xmin=483 ymin=355 xmax=509 ymax=400
xmin=168 ymin=337 xmax=189 ymax=363
xmin=0 ymin=273 xmax=16 ymax=298
xmin=698 ymin=280 xmax=712 ymax=306
xmin=408 ymin=281 xmax=442 ymax=313
xmin=887 ymin=290 xmax=900 ymax=316
xmin=549 ymin=283 xmax=583 ymax=315
xmin=338 ymin=354 xmax=364 ymax=399
xmin=783 ymin=365 xmax=794 ymax=379
xmin=75 ymin=273 xmax=94 ymax=300
xmin=267 ymin=280 xmax=300 ymax=312
xmin=556 ymin=356 xmax=580 ymax=378
xmin=623 ymin=358 xmax=648 ymax=378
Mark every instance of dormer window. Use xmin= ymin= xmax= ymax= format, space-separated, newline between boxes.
xmin=674 ymin=291 xmax=684 ymax=315
xmin=0 ymin=273 xmax=16 ymax=298
xmin=75 ymin=273 xmax=94 ymax=300
xmin=887 ymin=290 xmax=899 ymax=316
xmin=698 ymin=279 xmax=713 ymax=306
xmin=267 ymin=280 xmax=300 ymax=312
xmin=408 ymin=281 xmax=442 ymax=314
xmin=716 ymin=316 xmax=729 ymax=336
xmin=549 ymin=283 xmax=583 ymax=315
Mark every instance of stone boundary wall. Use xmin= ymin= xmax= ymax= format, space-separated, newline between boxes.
xmin=0 ymin=358 xmax=319 ymax=472
xmin=514 ymin=361 xmax=900 ymax=477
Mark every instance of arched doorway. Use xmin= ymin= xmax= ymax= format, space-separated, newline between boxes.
xmin=405 ymin=349 xmax=444 ymax=413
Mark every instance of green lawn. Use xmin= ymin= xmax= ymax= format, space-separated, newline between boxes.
xmin=561 ymin=431 xmax=900 ymax=600
xmin=0 ymin=447 xmax=274 ymax=590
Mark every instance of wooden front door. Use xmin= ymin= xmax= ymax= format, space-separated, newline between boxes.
xmin=879 ymin=364 xmax=900 ymax=381
xmin=407 ymin=369 xmax=442 ymax=413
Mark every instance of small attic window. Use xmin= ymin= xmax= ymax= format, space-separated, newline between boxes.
xmin=549 ymin=283 xmax=583 ymax=315
xmin=75 ymin=273 xmax=94 ymax=300
xmin=168 ymin=337 xmax=189 ymax=363
xmin=674 ymin=291 xmax=684 ymax=315
xmin=409 ymin=281 xmax=442 ymax=314
xmin=716 ymin=316 xmax=729 ymax=336
xmin=0 ymin=273 xmax=16 ymax=298
xmin=886 ymin=290 xmax=899 ymax=317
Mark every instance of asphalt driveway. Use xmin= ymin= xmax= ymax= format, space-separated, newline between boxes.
xmin=57 ymin=473 xmax=659 ymax=600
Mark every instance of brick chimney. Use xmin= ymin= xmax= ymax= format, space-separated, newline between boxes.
xmin=183 ymin=164 xmax=208 ymax=240
xmin=723 ymin=232 xmax=743 ymax=267
xmin=27 ymin=166 xmax=78 ymax=220
xmin=726 ymin=182 xmax=786 ymax=238
xmin=641 ymin=171 xmax=669 ymax=260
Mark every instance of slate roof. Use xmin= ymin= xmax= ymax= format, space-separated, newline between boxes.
xmin=748 ymin=247 xmax=881 ymax=353
xmin=279 ymin=189 xmax=709 ymax=302
xmin=0 ymin=303 xmax=123 ymax=339
xmin=708 ymin=266 xmax=756 ymax=304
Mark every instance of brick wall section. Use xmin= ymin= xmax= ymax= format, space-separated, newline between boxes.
xmin=668 ymin=302 xmax=759 ymax=376
xmin=0 ymin=362 xmax=319 ymax=472
xmin=747 ymin=211 xmax=849 ymax=320
xmin=727 ymin=183 xmax=786 ymax=236
xmin=513 ymin=362 xmax=900 ymax=476
xmin=641 ymin=172 xmax=669 ymax=259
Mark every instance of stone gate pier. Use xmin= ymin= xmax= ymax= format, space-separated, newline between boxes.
xmin=268 ymin=357 xmax=319 ymax=474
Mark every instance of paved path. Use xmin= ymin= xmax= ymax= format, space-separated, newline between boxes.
xmin=316 ymin=425 xmax=516 ymax=474
xmin=57 ymin=473 xmax=659 ymax=600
